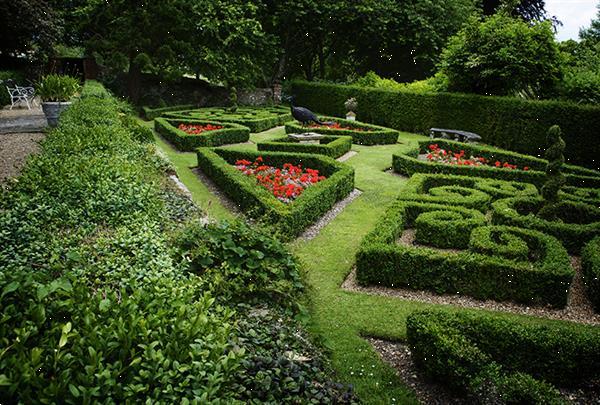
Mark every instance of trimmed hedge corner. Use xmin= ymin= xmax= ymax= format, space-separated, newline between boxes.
xmin=285 ymin=116 xmax=399 ymax=145
xmin=582 ymin=237 xmax=600 ymax=313
xmin=257 ymin=136 xmax=352 ymax=159
xmin=154 ymin=117 xmax=250 ymax=151
xmin=392 ymin=139 xmax=600 ymax=188
xmin=290 ymin=80 xmax=600 ymax=169
xmin=195 ymin=149 xmax=354 ymax=238
xmin=407 ymin=310 xmax=600 ymax=403
xmin=164 ymin=106 xmax=291 ymax=132
xmin=356 ymin=200 xmax=574 ymax=308
xmin=142 ymin=104 xmax=195 ymax=120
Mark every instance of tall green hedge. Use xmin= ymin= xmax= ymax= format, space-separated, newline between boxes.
xmin=290 ymin=80 xmax=600 ymax=169
xmin=582 ymin=237 xmax=600 ymax=313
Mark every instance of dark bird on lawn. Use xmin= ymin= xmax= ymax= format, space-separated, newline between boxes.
xmin=286 ymin=96 xmax=324 ymax=126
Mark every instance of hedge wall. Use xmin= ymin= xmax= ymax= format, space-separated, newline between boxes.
xmin=195 ymin=149 xmax=354 ymax=238
xmin=290 ymin=80 xmax=600 ymax=169
xmin=356 ymin=200 xmax=573 ymax=307
xmin=393 ymin=139 xmax=600 ymax=188
xmin=492 ymin=197 xmax=600 ymax=254
xmin=154 ymin=118 xmax=250 ymax=151
xmin=285 ymin=116 xmax=399 ymax=145
xmin=164 ymin=106 xmax=291 ymax=132
xmin=406 ymin=310 xmax=600 ymax=403
xmin=257 ymin=136 xmax=352 ymax=159
xmin=142 ymin=104 xmax=195 ymax=120
xmin=582 ymin=237 xmax=600 ymax=313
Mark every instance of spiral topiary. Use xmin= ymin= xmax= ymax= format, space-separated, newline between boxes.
xmin=229 ymin=87 xmax=238 ymax=112
xmin=541 ymin=125 xmax=566 ymax=206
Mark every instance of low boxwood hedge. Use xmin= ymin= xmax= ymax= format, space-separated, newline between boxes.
xmin=491 ymin=197 xmax=600 ymax=254
xmin=164 ymin=106 xmax=291 ymax=132
xmin=407 ymin=310 xmax=600 ymax=403
xmin=154 ymin=117 xmax=250 ymax=151
xmin=392 ymin=139 xmax=600 ymax=188
xmin=398 ymin=173 xmax=538 ymax=211
xmin=356 ymin=201 xmax=574 ymax=307
xmin=195 ymin=149 xmax=354 ymax=238
xmin=257 ymin=135 xmax=353 ymax=159
xmin=285 ymin=116 xmax=399 ymax=145
xmin=582 ymin=237 xmax=600 ymax=313
xmin=142 ymin=104 xmax=195 ymax=119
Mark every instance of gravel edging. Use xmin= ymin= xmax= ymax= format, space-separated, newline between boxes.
xmin=342 ymin=265 xmax=600 ymax=325
xmin=385 ymin=168 xmax=409 ymax=179
xmin=191 ymin=167 xmax=242 ymax=214
xmin=298 ymin=188 xmax=362 ymax=240
xmin=336 ymin=151 xmax=358 ymax=162
xmin=0 ymin=132 xmax=45 ymax=183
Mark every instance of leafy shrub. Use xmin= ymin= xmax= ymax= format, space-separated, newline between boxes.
xmin=154 ymin=117 xmax=250 ymax=151
xmin=142 ymin=104 xmax=195 ymax=119
xmin=164 ymin=106 xmax=291 ymax=132
xmin=257 ymin=135 xmax=352 ymax=159
xmin=196 ymin=148 xmax=354 ymax=239
xmin=289 ymin=80 xmax=600 ymax=169
xmin=173 ymin=220 xmax=303 ymax=308
xmin=407 ymin=310 xmax=600 ymax=403
xmin=439 ymin=14 xmax=562 ymax=97
xmin=36 ymin=74 xmax=81 ymax=102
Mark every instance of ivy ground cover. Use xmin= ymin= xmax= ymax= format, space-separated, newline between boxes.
xmin=163 ymin=106 xmax=291 ymax=132
xmin=196 ymin=148 xmax=354 ymax=238
xmin=154 ymin=117 xmax=249 ymax=151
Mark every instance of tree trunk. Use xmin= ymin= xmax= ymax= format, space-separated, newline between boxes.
xmin=127 ymin=60 xmax=142 ymax=103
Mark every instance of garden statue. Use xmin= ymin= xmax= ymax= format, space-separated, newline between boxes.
xmin=344 ymin=97 xmax=357 ymax=121
xmin=286 ymin=95 xmax=325 ymax=126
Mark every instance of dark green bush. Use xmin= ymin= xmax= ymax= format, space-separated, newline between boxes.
xmin=491 ymin=197 xmax=600 ymax=254
xmin=173 ymin=220 xmax=303 ymax=308
xmin=392 ymin=139 xmax=600 ymax=188
xmin=154 ymin=117 xmax=250 ymax=151
xmin=164 ymin=106 xmax=291 ymax=132
xmin=290 ymin=80 xmax=600 ymax=169
xmin=356 ymin=201 xmax=574 ymax=307
xmin=285 ymin=116 xmax=399 ymax=145
xmin=196 ymin=148 xmax=354 ymax=239
xmin=257 ymin=135 xmax=352 ymax=158
xmin=406 ymin=310 xmax=600 ymax=402
xmin=581 ymin=237 xmax=600 ymax=312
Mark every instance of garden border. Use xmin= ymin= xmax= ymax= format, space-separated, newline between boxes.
xmin=154 ymin=117 xmax=250 ymax=151
xmin=285 ymin=116 xmax=399 ymax=145
xmin=257 ymin=135 xmax=352 ymax=158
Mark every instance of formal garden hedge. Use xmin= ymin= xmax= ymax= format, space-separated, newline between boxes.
xmin=492 ymin=197 xmax=600 ymax=254
xmin=257 ymin=135 xmax=352 ymax=158
xmin=0 ymin=82 xmax=352 ymax=403
xmin=154 ymin=117 xmax=250 ymax=151
xmin=406 ymin=310 xmax=600 ymax=403
xmin=356 ymin=199 xmax=573 ymax=307
xmin=285 ymin=116 xmax=399 ymax=145
xmin=582 ymin=237 xmax=600 ymax=313
xmin=142 ymin=104 xmax=195 ymax=119
xmin=392 ymin=139 xmax=600 ymax=188
xmin=163 ymin=106 xmax=291 ymax=132
xmin=290 ymin=80 xmax=600 ymax=169
xmin=195 ymin=149 xmax=354 ymax=238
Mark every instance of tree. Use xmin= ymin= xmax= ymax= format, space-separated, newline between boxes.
xmin=439 ymin=14 xmax=562 ymax=97
xmin=482 ymin=0 xmax=549 ymax=22
xmin=579 ymin=2 xmax=600 ymax=44
xmin=0 ymin=0 xmax=61 ymax=58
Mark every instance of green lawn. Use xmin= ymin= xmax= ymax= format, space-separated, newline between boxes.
xmin=147 ymin=122 xmax=568 ymax=404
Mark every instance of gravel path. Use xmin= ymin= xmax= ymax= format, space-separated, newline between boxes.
xmin=298 ymin=189 xmax=362 ymax=240
xmin=0 ymin=132 xmax=45 ymax=183
xmin=336 ymin=151 xmax=358 ymax=162
xmin=0 ymin=105 xmax=47 ymax=133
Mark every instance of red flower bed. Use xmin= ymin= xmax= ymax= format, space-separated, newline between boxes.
xmin=308 ymin=122 xmax=364 ymax=131
xmin=425 ymin=144 xmax=529 ymax=171
xmin=178 ymin=123 xmax=223 ymax=135
xmin=235 ymin=156 xmax=326 ymax=203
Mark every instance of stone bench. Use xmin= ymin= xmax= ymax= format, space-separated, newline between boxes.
xmin=429 ymin=128 xmax=482 ymax=143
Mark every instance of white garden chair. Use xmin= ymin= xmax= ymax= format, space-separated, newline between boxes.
xmin=2 ymin=79 xmax=37 ymax=110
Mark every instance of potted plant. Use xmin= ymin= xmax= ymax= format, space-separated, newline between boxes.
xmin=344 ymin=97 xmax=357 ymax=121
xmin=37 ymin=74 xmax=81 ymax=127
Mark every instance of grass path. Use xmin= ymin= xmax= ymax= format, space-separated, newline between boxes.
xmin=147 ymin=122 xmax=466 ymax=403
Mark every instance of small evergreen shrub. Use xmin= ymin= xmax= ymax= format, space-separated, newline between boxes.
xmin=154 ymin=117 xmax=250 ymax=151
xmin=257 ymin=135 xmax=352 ymax=158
